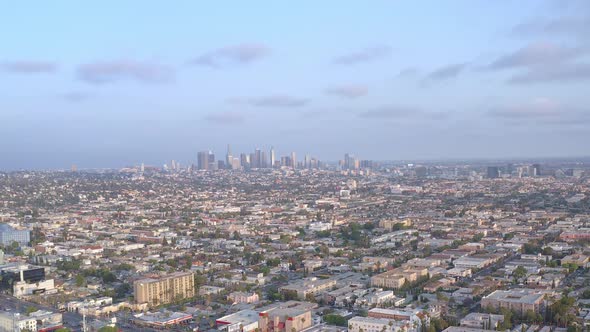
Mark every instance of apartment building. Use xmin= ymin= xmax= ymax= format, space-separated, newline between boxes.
xmin=134 ymin=271 xmax=195 ymax=307
xmin=481 ymin=289 xmax=546 ymax=314
xmin=227 ymin=291 xmax=260 ymax=304
xmin=367 ymin=308 xmax=427 ymax=329
xmin=370 ymin=267 xmax=428 ymax=289
xmin=279 ymin=277 xmax=337 ymax=300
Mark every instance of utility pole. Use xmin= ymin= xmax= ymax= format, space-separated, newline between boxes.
xmin=82 ymin=300 xmax=87 ymax=332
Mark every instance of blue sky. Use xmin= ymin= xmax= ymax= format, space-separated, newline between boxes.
xmin=2 ymin=1 xmax=590 ymax=169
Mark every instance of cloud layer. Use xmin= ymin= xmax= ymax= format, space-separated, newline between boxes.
xmin=488 ymin=42 xmax=587 ymax=70
xmin=191 ymin=43 xmax=270 ymax=68
xmin=488 ymin=98 xmax=590 ymax=125
xmin=204 ymin=111 xmax=245 ymax=124
xmin=359 ymin=105 xmax=421 ymax=119
xmin=333 ymin=46 xmax=391 ymax=65
xmin=77 ymin=60 xmax=173 ymax=84
xmin=1 ymin=61 xmax=57 ymax=73
xmin=427 ymin=63 xmax=467 ymax=80
xmin=229 ymin=95 xmax=309 ymax=108
xmin=325 ymin=85 xmax=368 ymax=99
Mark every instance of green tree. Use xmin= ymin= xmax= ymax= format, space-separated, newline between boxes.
xmin=512 ymin=266 xmax=527 ymax=280
xmin=324 ymin=314 xmax=348 ymax=327
xmin=75 ymin=274 xmax=86 ymax=287
xmin=97 ymin=327 xmax=118 ymax=332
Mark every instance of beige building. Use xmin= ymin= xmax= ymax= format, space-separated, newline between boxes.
xmin=371 ymin=267 xmax=428 ymax=289
xmin=228 ymin=291 xmax=260 ymax=304
xmin=279 ymin=277 xmax=337 ymax=300
xmin=481 ymin=289 xmax=546 ymax=314
xmin=134 ymin=272 xmax=195 ymax=307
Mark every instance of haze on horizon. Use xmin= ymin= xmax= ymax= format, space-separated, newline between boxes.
xmin=2 ymin=1 xmax=590 ymax=170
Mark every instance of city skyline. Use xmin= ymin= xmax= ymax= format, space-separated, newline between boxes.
xmin=2 ymin=1 xmax=590 ymax=170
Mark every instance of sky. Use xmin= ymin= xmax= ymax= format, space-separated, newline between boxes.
xmin=2 ymin=1 xmax=590 ymax=169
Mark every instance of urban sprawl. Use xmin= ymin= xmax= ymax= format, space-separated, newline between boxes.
xmin=1 ymin=150 xmax=590 ymax=332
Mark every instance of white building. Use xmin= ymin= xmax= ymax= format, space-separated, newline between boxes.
xmin=13 ymin=279 xmax=56 ymax=298
xmin=348 ymin=316 xmax=410 ymax=332
xmin=0 ymin=312 xmax=37 ymax=332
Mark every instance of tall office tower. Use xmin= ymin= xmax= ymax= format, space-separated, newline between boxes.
xmin=231 ymin=157 xmax=241 ymax=170
xmin=532 ymin=163 xmax=541 ymax=177
xmin=291 ymin=152 xmax=297 ymax=169
xmin=171 ymin=160 xmax=176 ymax=171
xmin=226 ymin=144 xmax=233 ymax=169
xmin=304 ymin=155 xmax=311 ymax=169
xmin=249 ymin=152 xmax=256 ymax=168
xmin=253 ymin=148 xmax=262 ymax=168
xmin=140 ymin=163 xmax=145 ymax=172
xmin=261 ymin=151 xmax=268 ymax=168
xmin=207 ymin=152 xmax=216 ymax=170
xmin=360 ymin=160 xmax=373 ymax=169
xmin=197 ymin=151 xmax=209 ymax=170
xmin=311 ymin=158 xmax=318 ymax=169
xmin=487 ymin=166 xmax=499 ymax=179
xmin=270 ymin=147 xmax=276 ymax=168
xmin=240 ymin=153 xmax=250 ymax=169
xmin=281 ymin=156 xmax=288 ymax=167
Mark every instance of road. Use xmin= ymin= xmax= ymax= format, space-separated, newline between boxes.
xmin=0 ymin=293 xmax=84 ymax=330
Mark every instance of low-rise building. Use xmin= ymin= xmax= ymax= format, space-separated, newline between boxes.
xmin=348 ymin=316 xmax=411 ymax=332
xmin=481 ymin=289 xmax=546 ymax=314
xmin=280 ymin=277 xmax=337 ymax=300
xmin=460 ymin=313 xmax=504 ymax=330
xmin=228 ymin=291 xmax=260 ymax=304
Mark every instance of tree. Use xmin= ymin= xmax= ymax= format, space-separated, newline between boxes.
xmin=25 ymin=306 xmax=38 ymax=316
xmin=97 ymin=327 xmax=118 ymax=332
xmin=324 ymin=314 xmax=348 ymax=326
xmin=512 ymin=266 xmax=527 ymax=280
xmin=75 ymin=274 xmax=86 ymax=287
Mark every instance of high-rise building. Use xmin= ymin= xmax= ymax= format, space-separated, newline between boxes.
xmin=240 ymin=153 xmax=250 ymax=169
xmin=304 ymin=155 xmax=311 ymax=169
xmin=261 ymin=151 xmax=268 ymax=168
xmin=134 ymin=272 xmax=195 ymax=307
xmin=197 ymin=151 xmax=209 ymax=170
xmin=226 ymin=144 xmax=233 ymax=169
xmin=291 ymin=152 xmax=297 ymax=169
xmin=270 ymin=147 xmax=276 ymax=168
xmin=532 ymin=164 xmax=541 ymax=177
xmin=231 ymin=157 xmax=241 ymax=170
xmin=281 ymin=156 xmax=291 ymax=168
xmin=254 ymin=149 xmax=262 ymax=168
xmin=343 ymin=153 xmax=360 ymax=170
xmin=487 ymin=166 xmax=499 ymax=179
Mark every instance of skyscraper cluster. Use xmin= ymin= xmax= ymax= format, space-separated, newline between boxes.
xmin=195 ymin=145 xmax=324 ymax=171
